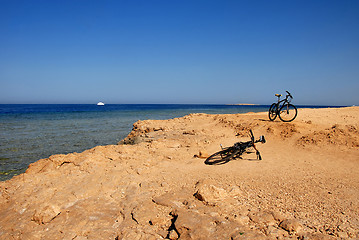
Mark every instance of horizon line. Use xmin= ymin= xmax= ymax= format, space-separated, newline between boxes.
xmin=0 ymin=103 xmax=352 ymax=107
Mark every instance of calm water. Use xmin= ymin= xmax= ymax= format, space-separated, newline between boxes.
xmin=0 ymin=104 xmax=337 ymax=181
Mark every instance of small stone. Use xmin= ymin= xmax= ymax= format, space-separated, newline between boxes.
xmin=169 ymin=143 xmax=181 ymax=148
xmin=32 ymin=205 xmax=61 ymax=224
xmin=135 ymin=168 xmax=144 ymax=175
xmin=198 ymin=150 xmax=209 ymax=158
xmin=228 ymin=186 xmax=243 ymax=197
xmin=336 ymin=231 xmax=348 ymax=238
xmin=168 ymin=230 xmax=179 ymax=240
xmin=236 ymin=215 xmax=250 ymax=225
xmin=271 ymin=210 xmax=286 ymax=222
xmin=73 ymin=237 xmax=87 ymax=240
xmin=194 ymin=150 xmax=210 ymax=158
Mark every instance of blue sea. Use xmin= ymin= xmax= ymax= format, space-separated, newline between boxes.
xmin=0 ymin=104 xmax=340 ymax=181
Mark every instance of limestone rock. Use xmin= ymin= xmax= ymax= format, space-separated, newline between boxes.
xmin=248 ymin=211 xmax=276 ymax=225
xmin=279 ymin=219 xmax=302 ymax=233
xmin=194 ymin=183 xmax=228 ymax=206
xmin=168 ymin=229 xmax=179 ymax=240
xmin=31 ymin=205 xmax=61 ymax=224
xmin=194 ymin=150 xmax=210 ymax=158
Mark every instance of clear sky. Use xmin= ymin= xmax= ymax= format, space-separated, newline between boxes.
xmin=1 ymin=0 xmax=358 ymax=105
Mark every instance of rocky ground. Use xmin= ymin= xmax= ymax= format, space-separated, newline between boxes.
xmin=0 ymin=107 xmax=358 ymax=239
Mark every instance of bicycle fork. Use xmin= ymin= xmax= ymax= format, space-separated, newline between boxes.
xmin=283 ymin=105 xmax=289 ymax=114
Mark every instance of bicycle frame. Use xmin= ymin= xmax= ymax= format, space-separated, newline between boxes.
xmin=274 ymin=93 xmax=292 ymax=112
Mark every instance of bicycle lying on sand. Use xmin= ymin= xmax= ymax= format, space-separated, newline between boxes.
xmin=205 ymin=130 xmax=266 ymax=165
xmin=268 ymin=91 xmax=298 ymax=122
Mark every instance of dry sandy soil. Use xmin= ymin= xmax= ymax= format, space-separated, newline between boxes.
xmin=0 ymin=107 xmax=358 ymax=239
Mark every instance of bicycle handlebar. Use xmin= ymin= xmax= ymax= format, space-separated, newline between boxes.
xmin=286 ymin=91 xmax=293 ymax=99
xmin=249 ymin=130 xmax=255 ymax=142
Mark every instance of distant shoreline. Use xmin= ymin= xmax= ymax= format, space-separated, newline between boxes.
xmin=227 ymin=103 xmax=258 ymax=106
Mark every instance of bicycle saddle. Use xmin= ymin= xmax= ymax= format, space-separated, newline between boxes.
xmin=275 ymin=94 xmax=282 ymax=97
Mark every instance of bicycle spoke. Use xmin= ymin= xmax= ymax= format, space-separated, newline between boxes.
xmin=268 ymin=103 xmax=278 ymax=121
xmin=278 ymin=104 xmax=297 ymax=122
xmin=205 ymin=149 xmax=234 ymax=165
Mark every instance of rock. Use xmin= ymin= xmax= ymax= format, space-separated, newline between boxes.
xmin=248 ymin=211 xmax=276 ymax=225
xmin=298 ymin=232 xmax=336 ymax=240
xmin=174 ymin=210 xmax=216 ymax=238
xmin=271 ymin=210 xmax=286 ymax=222
xmin=168 ymin=229 xmax=179 ymax=240
xmin=196 ymin=150 xmax=210 ymax=158
xmin=131 ymin=203 xmax=172 ymax=229
xmin=235 ymin=215 xmax=250 ymax=225
xmin=72 ymin=237 xmax=87 ymax=240
xmin=194 ymin=184 xmax=228 ymax=206
xmin=183 ymin=130 xmax=196 ymax=135
xmin=119 ymin=135 xmax=144 ymax=145
xmin=231 ymin=229 xmax=267 ymax=240
xmin=228 ymin=186 xmax=243 ymax=197
xmin=169 ymin=142 xmax=181 ymax=148
xmin=265 ymin=225 xmax=289 ymax=238
xmin=118 ymin=227 xmax=160 ymax=240
xmin=279 ymin=219 xmax=302 ymax=233
xmin=31 ymin=205 xmax=61 ymax=224
xmin=173 ymin=209 xmax=246 ymax=240
xmin=152 ymin=189 xmax=193 ymax=210
xmin=336 ymin=231 xmax=348 ymax=238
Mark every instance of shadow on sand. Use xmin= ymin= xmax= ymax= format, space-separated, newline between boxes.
xmin=204 ymin=151 xmax=261 ymax=165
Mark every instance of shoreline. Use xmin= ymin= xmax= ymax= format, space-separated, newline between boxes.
xmin=0 ymin=106 xmax=358 ymax=239
xmin=2 ymin=104 xmax=343 ymax=182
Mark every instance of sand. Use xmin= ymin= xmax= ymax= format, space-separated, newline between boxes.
xmin=0 ymin=107 xmax=358 ymax=239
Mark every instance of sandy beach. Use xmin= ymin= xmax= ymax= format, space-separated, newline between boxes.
xmin=0 ymin=107 xmax=358 ymax=239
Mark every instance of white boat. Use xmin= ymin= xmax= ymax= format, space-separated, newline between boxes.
xmin=97 ymin=102 xmax=105 ymax=106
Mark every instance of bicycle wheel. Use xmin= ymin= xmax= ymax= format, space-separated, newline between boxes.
xmin=278 ymin=104 xmax=297 ymax=122
xmin=204 ymin=148 xmax=238 ymax=165
xmin=268 ymin=103 xmax=278 ymax=121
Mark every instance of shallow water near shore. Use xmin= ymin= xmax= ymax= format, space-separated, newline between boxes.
xmin=0 ymin=104 xmax=339 ymax=181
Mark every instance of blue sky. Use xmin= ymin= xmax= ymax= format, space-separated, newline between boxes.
xmin=1 ymin=0 xmax=358 ymax=105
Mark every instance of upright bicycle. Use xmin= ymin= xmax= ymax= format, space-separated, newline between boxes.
xmin=268 ymin=91 xmax=297 ymax=122
xmin=205 ymin=130 xmax=266 ymax=165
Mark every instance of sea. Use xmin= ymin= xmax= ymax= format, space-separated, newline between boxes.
xmin=0 ymin=104 xmax=341 ymax=181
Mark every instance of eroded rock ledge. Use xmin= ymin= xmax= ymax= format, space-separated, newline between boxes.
xmin=0 ymin=107 xmax=358 ymax=239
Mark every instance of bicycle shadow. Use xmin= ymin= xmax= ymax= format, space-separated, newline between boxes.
xmin=257 ymin=118 xmax=272 ymax=122
xmin=204 ymin=151 xmax=261 ymax=165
